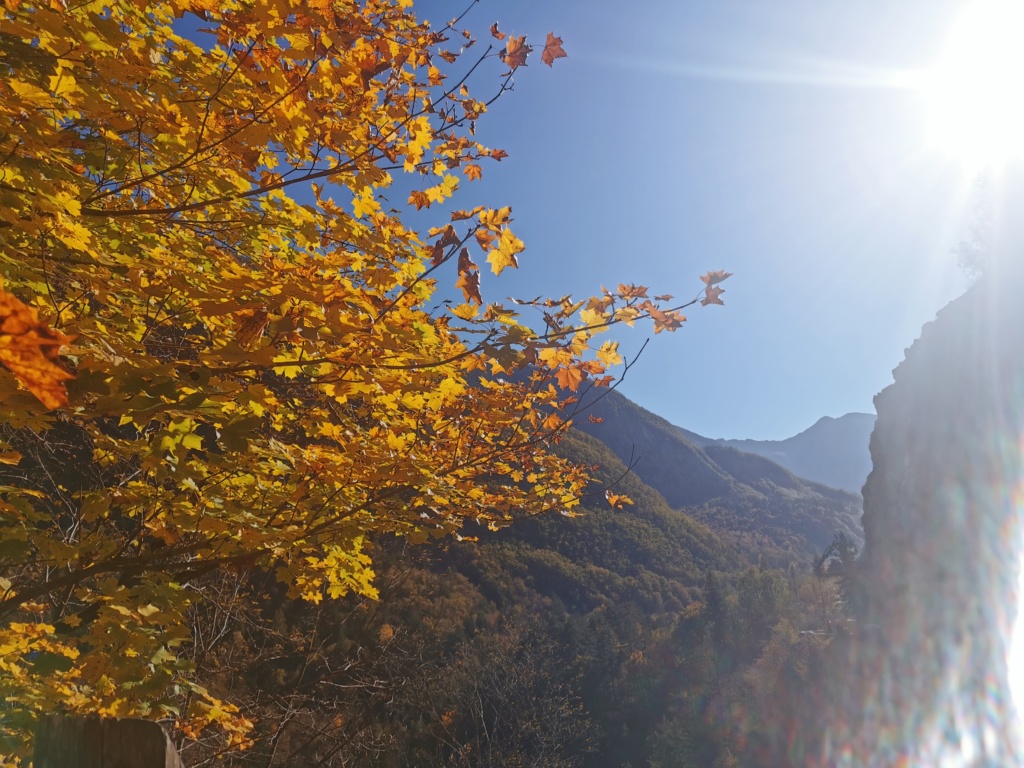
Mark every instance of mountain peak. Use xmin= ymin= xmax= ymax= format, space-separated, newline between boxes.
xmin=685 ymin=412 xmax=876 ymax=493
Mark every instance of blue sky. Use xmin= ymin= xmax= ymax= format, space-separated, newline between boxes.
xmin=415 ymin=0 xmax=985 ymax=440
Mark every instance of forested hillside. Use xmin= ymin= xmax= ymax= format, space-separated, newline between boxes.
xmin=180 ymin=427 xmax=854 ymax=767
xmin=576 ymin=391 xmax=864 ymax=557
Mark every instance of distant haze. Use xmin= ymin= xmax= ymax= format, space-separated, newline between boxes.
xmin=679 ymin=413 xmax=876 ymax=494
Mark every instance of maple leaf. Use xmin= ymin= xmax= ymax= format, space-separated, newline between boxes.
xmin=555 ymin=365 xmax=585 ymax=391
xmin=475 ymin=228 xmax=497 ymax=252
xmin=408 ymin=189 xmax=431 ymax=210
xmin=465 ymin=164 xmax=482 ymax=181
xmin=701 ymin=285 xmax=725 ymax=306
xmin=456 ymin=248 xmax=482 ymax=304
xmin=451 ymin=207 xmax=484 ymax=221
xmin=700 ymin=270 xmax=733 ymax=287
xmin=487 ymin=250 xmax=518 ymax=275
xmin=490 ymin=22 xmax=506 ymax=41
xmin=595 ymin=340 xmax=623 ymax=367
xmin=429 ymin=225 xmax=460 ymax=266
xmin=605 ymin=490 xmax=634 ymax=509
xmin=487 ymin=227 xmax=524 ymax=275
xmin=425 ymin=175 xmax=458 ymax=204
xmin=646 ymin=305 xmax=685 ymax=332
xmin=457 ymin=247 xmax=477 ymax=275
xmin=502 ymin=36 xmax=531 ymax=69
xmin=478 ymin=206 xmax=512 ymax=229
xmin=457 ymin=272 xmax=482 ymax=305
xmin=0 ymin=285 xmax=74 ymax=409
xmin=617 ymin=284 xmax=649 ymax=298
xmin=541 ymin=33 xmax=567 ymax=67
xmin=235 ymin=306 xmax=270 ymax=348
xmin=588 ymin=415 xmax=604 ymax=424
xmin=489 ymin=149 xmax=509 ymax=161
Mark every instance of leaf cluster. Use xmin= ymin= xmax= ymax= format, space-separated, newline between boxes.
xmin=0 ymin=0 xmax=728 ymax=750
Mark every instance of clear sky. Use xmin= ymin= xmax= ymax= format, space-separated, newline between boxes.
xmin=421 ymin=0 xmax=983 ymax=440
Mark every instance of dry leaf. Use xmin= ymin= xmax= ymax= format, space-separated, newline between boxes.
xmin=541 ymin=33 xmax=567 ymax=67
xmin=699 ymin=270 xmax=733 ymax=287
xmin=236 ymin=306 xmax=270 ymax=348
xmin=502 ymin=36 xmax=531 ymax=69
xmin=701 ymin=286 xmax=725 ymax=306
xmin=0 ymin=285 xmax=74 ymax=409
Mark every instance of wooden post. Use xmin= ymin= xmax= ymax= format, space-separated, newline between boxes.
xmin=33 ymin=715 xmax=184 ymax=768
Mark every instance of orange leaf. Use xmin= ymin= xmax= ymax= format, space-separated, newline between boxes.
xmin=645 ymin=304 xmax=685 ymax=332
xmin=699 ymin=270 xmax=733 ymax=287
xmin=555 ymin=365 xmax=585 ymax=392
xmin=465 ymin=164 xmax=482 ymax=181
xmin=502 ymin=36 xmax=531 ymax=69
xmin=451 ymin=206 xmax=483 ymax=221
xmin=541 ymin=33 xmax=567 ymax=67
xmin=588 ymin=415 xmax=604 ymax=424
xmin=0 ymin=285 xmax=74 ymax=409
xmin=408 ymin=190 xmax=431 ymax=210
xmin=617 ymin=283 xmax=648 ymax=298
xmin=475 ymin=228 xmax=496 ymax=252
xmin=605 ymin=491 xmax=634 ymax=510
xmin=543 ymin=412 xmax=563 ymax=431
xmin=490 ymin=22 xmax=506 ymax=41
xmin=701 ymin=285 xmax=725 ymax=306
xmin=0 ymin=451 xmax=23 ymax=465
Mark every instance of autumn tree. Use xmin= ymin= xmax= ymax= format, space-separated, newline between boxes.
xmin=0 ymin=0 xmax=728 ymax=754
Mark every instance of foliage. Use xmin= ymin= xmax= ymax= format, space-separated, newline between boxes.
xmin=0 ymin=0 xmax=729 ymax=752
xmin=169 ymin=427 xmax=852 ymax=767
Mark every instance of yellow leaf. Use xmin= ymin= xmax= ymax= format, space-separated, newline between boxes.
xmin=425 ymin=175 xmax=459 ymax=205
xmin=49 ymin=71 xmax=77 ymax=100
xmin=596 ymin=341 xmax=622 ymax=367
xmin=487 ymin=227 xmax=524 ymax=275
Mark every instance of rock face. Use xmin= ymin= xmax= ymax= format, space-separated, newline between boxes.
xmin=828 ymin=264 xmax=1024 ymax=766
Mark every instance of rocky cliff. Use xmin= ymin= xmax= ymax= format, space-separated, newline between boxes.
xmin=826 ymin=261 xmax=1024 ymax=766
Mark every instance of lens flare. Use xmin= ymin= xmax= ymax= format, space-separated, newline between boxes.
xmin=923 ymin=1 xmax=1024 ymax=167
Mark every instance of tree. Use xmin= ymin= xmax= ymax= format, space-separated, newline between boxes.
xmin=0 ymin=0 xmax=728 ymax=754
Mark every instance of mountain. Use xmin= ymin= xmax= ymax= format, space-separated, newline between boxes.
xmin=189 ymin=423 xmax=851 ymax=768
xmin=575 ymin=390 xmax=864 ymax=556
xmin=679 ymin=412 xmax=876 ymax=494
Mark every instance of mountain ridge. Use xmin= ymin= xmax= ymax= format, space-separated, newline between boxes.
xmin=574 ymin=390 xmax=864 ymax=554
xmin=677 ymin=411 xmax=875 ymax=493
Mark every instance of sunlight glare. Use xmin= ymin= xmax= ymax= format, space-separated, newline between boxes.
xmin=924 ymin=0 xmax=1024 ymax=167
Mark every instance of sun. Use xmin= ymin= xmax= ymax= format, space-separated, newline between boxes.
xmin=923 ymin=0 xmax=1024 ymax=168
